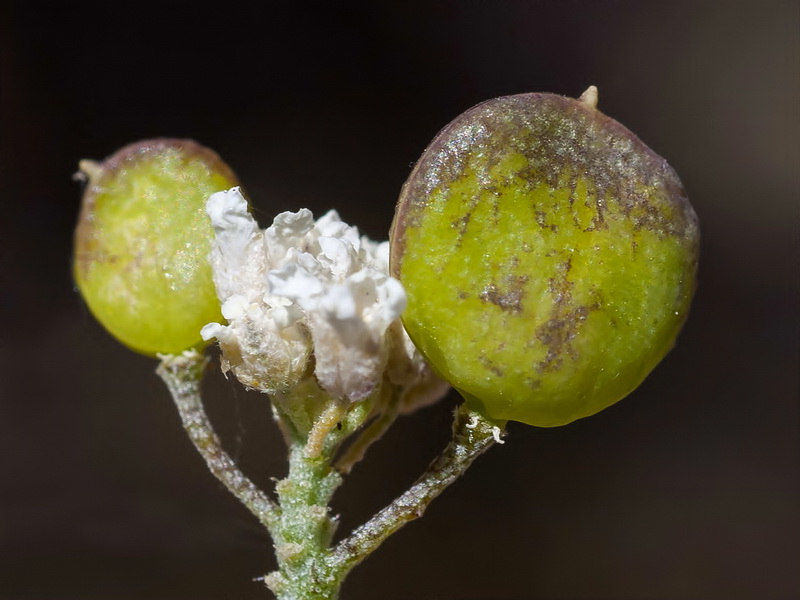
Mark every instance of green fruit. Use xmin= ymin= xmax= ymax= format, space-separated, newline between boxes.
xmin=74 ymin=139 xmax=237 ymax=356
xmin=391 ymin=90 xmax=699 ymax=427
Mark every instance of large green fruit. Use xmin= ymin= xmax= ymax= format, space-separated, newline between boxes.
xmin=74 ymin=139 xmax=237 ymax=356
xmin=391 ymin=91 xmax=699 ymax=427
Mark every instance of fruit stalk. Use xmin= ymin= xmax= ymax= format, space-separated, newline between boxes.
xmin=328 ymin=405 xmax=502 ymax=579
xmin=156 ymin=351 xmax=280 ymax=532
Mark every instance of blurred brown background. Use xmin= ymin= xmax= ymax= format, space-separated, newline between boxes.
xmin=1 ymin=2 xmax=797 ymax=599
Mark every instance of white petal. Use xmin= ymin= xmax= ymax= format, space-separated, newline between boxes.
xmin=318 ymin=236 xmax=356 ymax=277
xmin=264 ymin=209 xmax=315 ymax=265
xmin=206 ymin=188 xmax=266 ymax=303
xmin=200 ymin=322 xmax=225 ymax=342
xmin=219 ymin=294 xmax=249 ymax=320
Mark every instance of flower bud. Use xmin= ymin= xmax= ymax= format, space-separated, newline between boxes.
xmin=74 ymin=139 xmax=238 ymax=356
xmin=391 ymin=88 xmax=699 ymax=427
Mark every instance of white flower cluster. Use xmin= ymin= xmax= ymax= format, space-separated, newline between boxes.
xmin=201 ymin=187 xmax=445 ymax=407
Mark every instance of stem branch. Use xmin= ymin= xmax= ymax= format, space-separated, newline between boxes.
xmin=156 ymin=350 xmax=280 ymax=533
xmin=328 ymin=404 xmax=502 ymax=577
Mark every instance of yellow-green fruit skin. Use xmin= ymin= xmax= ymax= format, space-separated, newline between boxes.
xmin=74 ymin=139 xmax=237 ymax=356
xmin=391 ymin=93 xmax=699 ymax=427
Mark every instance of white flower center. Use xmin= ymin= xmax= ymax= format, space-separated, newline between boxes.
xmin=200 ymin=187 xmax=417 ymax=403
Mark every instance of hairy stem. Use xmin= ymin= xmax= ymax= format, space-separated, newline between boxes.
xmin=263 ymin=388 xmax=374 ymax=600
xmin=156 ymin=350 xmax=280 ymax=533
xmin=328 ymin=404 xmax=503 ymax=578
xmin=158 ymin=353 xmax=501 ymax=599
xmin=265 ymin=442 xmax=344 ymax=599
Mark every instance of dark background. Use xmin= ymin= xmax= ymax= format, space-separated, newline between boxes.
xmin=1 ymin=2 xmax=797 ymax=599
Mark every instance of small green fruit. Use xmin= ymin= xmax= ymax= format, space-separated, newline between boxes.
xmin=391 ymin=90 xmax=699 ymax=427
xmin=74 ymin=139 xmax=238 ymax=356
